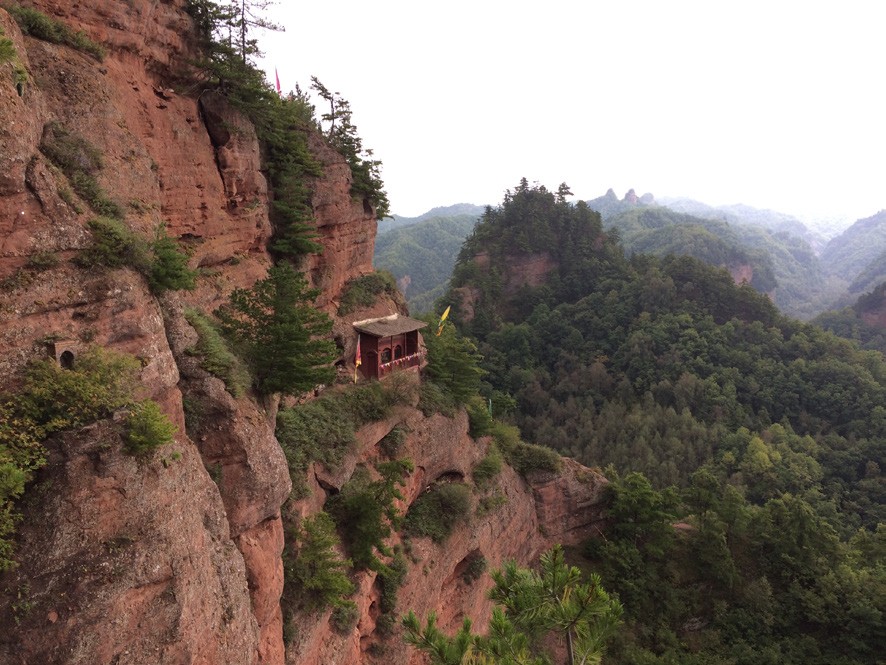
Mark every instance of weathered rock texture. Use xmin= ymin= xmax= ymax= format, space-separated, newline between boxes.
xmin=0 ymin=3 xmax=609 ymax=665
xmin=285 ymin=407 xmax=608 ymax=665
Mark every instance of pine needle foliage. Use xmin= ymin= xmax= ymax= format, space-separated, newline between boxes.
xmin=284 ymin=512 xmax=354 ymax=612
xmin=215 ymin=262 xmax=336 ymax=396
xmin=185 ymin=0 xmax=324 ymax=257
xmin=404 ymin=545 xmax=622 ymax=665
xmin=326 ymin=459 xmax=413 ymax=570
xmin=124 ymin=400 xmax=176 ymax=456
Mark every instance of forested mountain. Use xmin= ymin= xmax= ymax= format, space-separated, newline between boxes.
xmin=659 ymin=196 xmax=825 ymax=249
xmin=373 ymin=213 xmax=479 ymax=314
xmin=377 ymin=203 xmax=486 ymax=234
xmin=820 ymin=210 xmax=886 ymax=282
xmin=444 ymin=181 xmax=886 ymax=665
xmin=814 ymin=281 xmax=886 ymax=353
xmin=605 ymin=207 xmax=778 ymax=293
xmin=586 ymin=187 xmax=656 ymax=219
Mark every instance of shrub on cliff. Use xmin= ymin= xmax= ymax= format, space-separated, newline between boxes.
xmin=124 ymin=400 xmax=177 ymax=456
xmin=0 ymin=346 xmax=143 ymax=569
xmin=491 ymin=421 xmax=562 ymax=477
xmin=337 ymin=271 xmax=399 ymax=315
xmin=215 ymin=262 xmax=336 ymax=395
xmin=285 ymin=512 xmax=354 ymax=612
xmin=403 ymin=482 xmax=472 ymax=543
xmin=6 ymin=4 xmax=105 ymax=60
xmin=0 ymin=26 xmax=16 ymax=65
xmin=326 ymin=459 xmax=412 ymax=570
xmin=184 ymin=308 xmax=251 ymax=397
xmin=276 ymin=381 xmax=410 ymax=497
xmin=76 ymin=218 xmax=197 ymax=295
xmin=41 ymin=123 xmax=123 ymax=219
xmin=148 ymin=225 xmax=198 ymax=294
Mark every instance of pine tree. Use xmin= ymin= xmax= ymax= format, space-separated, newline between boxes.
xmin=215 ymin=263 xmax=336 ymax=395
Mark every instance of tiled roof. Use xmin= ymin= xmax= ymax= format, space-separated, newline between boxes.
xmin=353 ymin=314 xmax=428 ymax=337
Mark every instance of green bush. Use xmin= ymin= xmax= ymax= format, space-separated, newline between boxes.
xmin=76 ymin=217 xmax=148 ymax=270
xmin=376 ymin=550 xmax=407 ymax=627
xmin=276 ymin=382 xmax=409 ymax=498
xmin=506 ymin=441 xmax=562 ymax=477
xmin=1 ymin=346 xmax=142 ymax=569
xmin=330 ymin=602 xmax=359 ymax=634
xmin=77 ymin=219 xmax=195 ymax=295
xmin=337 ymin=271 xmax=399 ymax=315
xmin=326 ymin=460 xmax=412 ymax=570
xmin=26 ymin=251 xmax=59 ymax=271
xmin=378 ymin=427 xmax=406 ymax=458
xmin=41 ymin=123 xmax=121 ymax=217
xmin=0 ymin=26 xmax=17 ymax=66
xmin=184 ymin=309 xmax=251 ymax=397
xmin=148 ymin=226 xmax=197 ymax=294
xmin=277 ymin=398 xmax=358 ymax=499
xmin=404 ymin=482 xmax=472 ymax=543
xmin=418 ymin=381 xmax=456 ymax=417
xmin=490 ymin=421 xmax=561 ymax=477
xmin=472 ymin=447 xmax=502 ymax=486
xmin=285 ymin=512 xmax=354 ymax=612
xmin=18 ymin=346 xmax=139 ymax=430
xmin=124 ymin=400 xmax=176 ymax=456
xmin=461 ymin=554 xmax=487 ymax=585
xmin=7 ymin=4 xmax=105 ymax=60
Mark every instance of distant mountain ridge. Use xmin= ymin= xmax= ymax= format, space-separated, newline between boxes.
xmin=379 ymin=203 xmax=487 ymax=234
xmin=379 ymin=193 xmax=886 ymax=321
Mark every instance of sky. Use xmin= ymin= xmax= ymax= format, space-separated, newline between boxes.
xmin=256 ymin=1 xmax=884 ymax=226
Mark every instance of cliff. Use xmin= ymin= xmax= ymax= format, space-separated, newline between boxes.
xmin=0 ymin=3 xmax=607 ymax=665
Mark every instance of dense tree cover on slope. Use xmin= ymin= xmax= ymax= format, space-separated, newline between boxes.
xmin=444 ymin=181 xmax=886 ymax=664
xmin=820 ymin=211 xmax=886 ymax=282
xmin=378 ymin=203 xmax=487 ymax=235
xmin=605 ymin=207 xmax=778 ymax=292
xmin=374 ymin=213 xmax=479 ymax=314
xmin=813 ymin=282 xmax=886 ymax=353
xmin=602 ymin=205 xmax=845 ymax=320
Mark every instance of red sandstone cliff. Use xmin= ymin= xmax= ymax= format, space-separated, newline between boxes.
xmin=0 ymin=4 xmax=608 ymax=664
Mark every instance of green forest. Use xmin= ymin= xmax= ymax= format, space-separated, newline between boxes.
xmin=438 ymin=181 xmax=885 ymax=665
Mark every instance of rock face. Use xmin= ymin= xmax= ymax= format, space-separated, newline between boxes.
xmin=0 ymin=421 xmax=259 ymax=665
xmin=0 ymin=3 xmax=609 ymax=665
xmin=285 ymin=407 xmax=608 ymax=665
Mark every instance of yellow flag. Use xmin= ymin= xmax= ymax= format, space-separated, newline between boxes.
xmin=436 ymin=305 xmax=451 ymax=336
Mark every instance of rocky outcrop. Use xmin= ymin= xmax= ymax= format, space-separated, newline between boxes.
xmin=0 ymin=420 xmax=259 ymax=665
xmin=302 ymin=131 xmax=378 ymax=311
xmin=728 ymin=262 xmax=754 ymax=286
xmin=285 ymin=407 xmax=608 ymax=665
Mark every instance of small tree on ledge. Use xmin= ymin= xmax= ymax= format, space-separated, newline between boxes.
xmin=215 ymin=263 xmax=336 ymax=396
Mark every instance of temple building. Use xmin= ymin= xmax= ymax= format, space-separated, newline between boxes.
xmin=353 ymin=314 xmax=427 ymax=380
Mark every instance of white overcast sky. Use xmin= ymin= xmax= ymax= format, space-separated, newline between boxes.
xmin=257 ymin=1 xmax=884 ymax=224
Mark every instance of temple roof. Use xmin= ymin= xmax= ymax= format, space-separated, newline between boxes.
xmin=353 ymin=314 xmax=428 ymax=337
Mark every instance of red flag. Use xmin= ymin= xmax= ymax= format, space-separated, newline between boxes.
xmin=275 ymin=68 xmax=281 ymax=94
